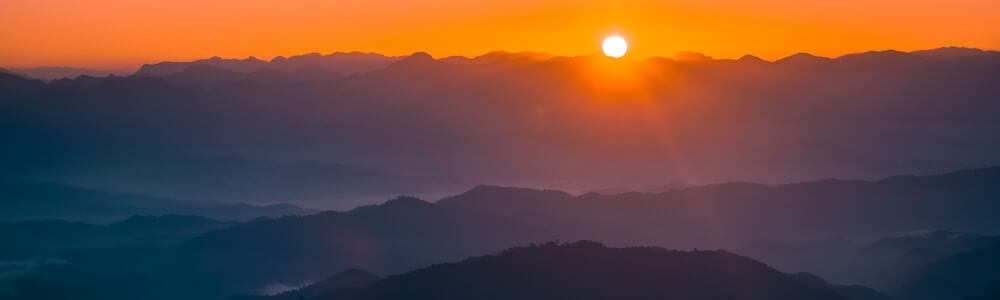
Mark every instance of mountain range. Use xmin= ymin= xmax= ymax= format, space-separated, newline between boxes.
xmin=0 ymin=167 xmax=983 ymax=300
xmin=0 ymin=215 xmax=234 ymax=259
xmin=0 ymin=182 xmax=313 ymax=223
xmin=135 ymin=52 xmax=403 ymax=77
xmin=0 ymin=67 xmax=129 ymax=81
xmin=3 ymin=46 xmax=1000 ymax=300
xmin=438 ymin=167 xmax=1000 ymax=246
xmin=2 ymin=46 xmax=998 ymax=208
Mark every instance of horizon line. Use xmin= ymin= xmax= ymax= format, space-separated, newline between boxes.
xmin=4 ymin=45 xmax=997 ymax=73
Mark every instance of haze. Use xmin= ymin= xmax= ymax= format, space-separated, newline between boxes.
xmin=2 ymin=2 xmax=1000 ymax=300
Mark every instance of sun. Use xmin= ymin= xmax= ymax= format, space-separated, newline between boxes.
xmin=602 ymin=36 xmax=628 ymax=58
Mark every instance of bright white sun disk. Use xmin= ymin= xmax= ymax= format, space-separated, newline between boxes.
xmin=602 ymin=36 xmax=628 ymax=58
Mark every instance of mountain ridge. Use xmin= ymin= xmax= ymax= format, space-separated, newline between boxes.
xmin=313 ymin=241 xmax=853 ymax=300
xmin=437 ymin=167 xmax=1000 ymax=246
xmin=0 ymin=181 xmax=314 ymax=223
xmin=14 ymin=46 xmax=995 ymax=81
xmin=8 ymin=167 xmax=998 ymax=300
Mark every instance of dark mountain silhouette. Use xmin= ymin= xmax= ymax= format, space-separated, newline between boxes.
xmin=314 ymin=241 xmax=849 ymax=300
xmin=0 ymin=182 xmax=313 ymax=223
xmin=891 ymin=245 xmax=1000 ymax=300
xmin=226 ymin=269 xmax=380 ymax=300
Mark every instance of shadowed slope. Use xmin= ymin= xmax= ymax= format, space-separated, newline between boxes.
xmin=318 ymin=241 xmax=848 ymax=300
xmin=892 ymin=245 xmax=1000 ymax=300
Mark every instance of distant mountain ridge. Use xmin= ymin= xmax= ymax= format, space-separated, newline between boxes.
xmin=6 ymin=67 xmax=128 ymax=81
xmin=910 ymin=46 xmax=1000 ymax=59
xmin=0 ymin=182 xmax=314 ymax=223
xmin=0 ymin=214 xmax=234 ymax=259
xmin=438 ymin=167 xmax=1000 ymax=246
xmin=9 ymin=46 xmax=998 ymax=82
xmin=0 ymin=151 xmax=462 ymax=210
xmin=135 ymin=52 xmax=403 ymax=77
xmin=131 ymin=46 xmax=1000 ymax=80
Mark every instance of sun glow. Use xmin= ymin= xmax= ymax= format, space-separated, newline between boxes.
xmin=602 ymin=36 xmax=628 ymax=58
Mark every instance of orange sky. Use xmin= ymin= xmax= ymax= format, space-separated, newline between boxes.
xmin=1 ymin=0 xmax=998 ymax=70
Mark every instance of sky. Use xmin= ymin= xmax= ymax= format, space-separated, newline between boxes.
xmin=1 ymin=0 xmax=998 ymax=69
